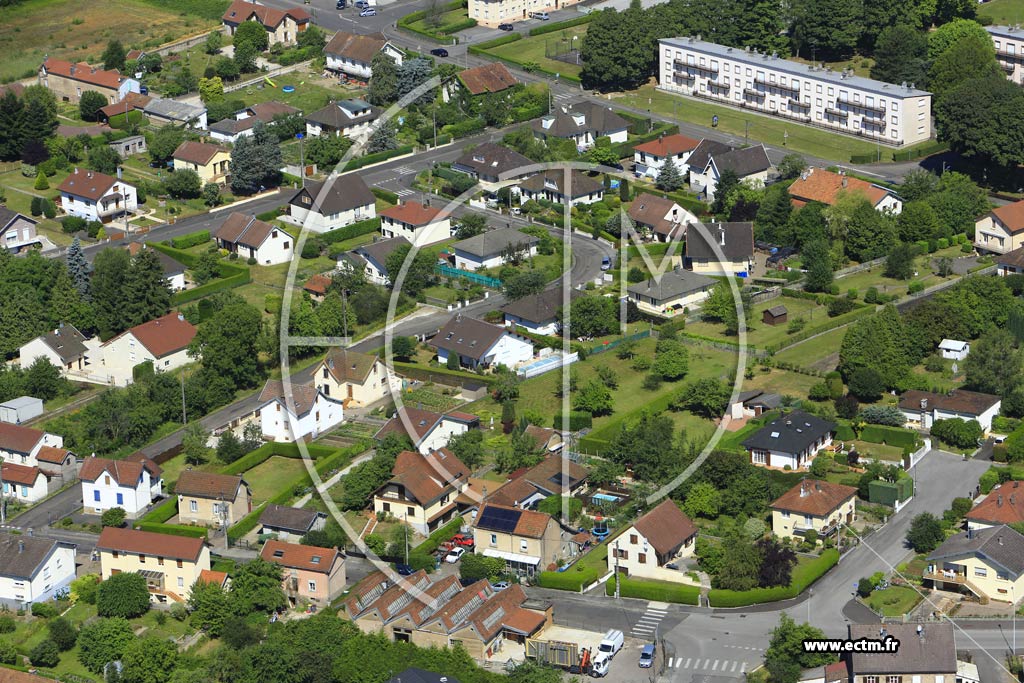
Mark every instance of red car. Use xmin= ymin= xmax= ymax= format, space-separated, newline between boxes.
xmin=450 ymin=534 xmax=475 ymax=547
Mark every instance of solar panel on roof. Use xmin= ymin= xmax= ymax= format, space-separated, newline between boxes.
xmin=478 ymin=506 xmax=520 ymax=533
xmin=548 ymin=472 xmax=569 ymax=487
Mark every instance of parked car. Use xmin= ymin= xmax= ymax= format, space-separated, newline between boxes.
xmin=639 ymin=644 xmax=655 ymax=668
xmin=450 ymin=533 xmax=475 ymax=547
xmin=360 ymin=7 xmax=376 ymax=15
xmin=395 ymin=563 xmax=414 ymax=576
xmin=601 ymin=256 xmax=612 ymax=270
xmin=490 ymin=580 xmax=510 ymax=591
xmin=498 ymin=22 xmax=514 ymax=30
xmin=430 ymin=48 xmax=449 ymax=57
xmin=336 ymin=0 xmax=346 ymax=8
xmin=444 ymin=547 xmax=466 ymax=563
xmin=530 ymin=11 xmax=550 ymax=19
xmin=590 ymin=653 xmax=610 ymax=678
xmin=354 ymin=0 xmax=368 ymax=6
xmin=598 ymin=630 xmax=624 ymax=657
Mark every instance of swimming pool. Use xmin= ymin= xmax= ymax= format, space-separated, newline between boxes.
xmin=516 ymin=352 xmax=578 ymax=379
xmin=592 ymin=493 xmax=620 ymax=504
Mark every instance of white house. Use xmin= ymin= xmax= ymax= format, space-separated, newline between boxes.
xmin=998 ymin=247 xmax=1024 ymax=276
xmin=530 ymin=101 xmax=629 ymax=151
xmin=939 ymin=339 xmax=970 ymax=361
xmin=324 ymin=31 xmax=404 ymax=80
xmin=208 ymin=101 xmax=299 ymax=143
xmin=688 ymin=143 xmax=772 ymax=202
xmin=305 ymin=99 xmax=380 ymax=140
xmin=633 ymin=133 xmax=701 ymax=179
xmin=788 ymin=167 xmax=903 ymax=215
xmin=742 ymin=411 xmax=836 ymax=470
xmin=343 ymin=236 xmax=409 ymax=286
xmin=431 ymin=314 xmax=534 ymax=371
xmin=898 ymin=389 xmax=1001 ymax=433
xmin=99 ymin=312 xmax=198 ymax=386
xmin=256 ymin=380 xmax=344 ymax=442
xmin=1 ymin=463 xmax=52 ymax=503
xmin=0 ymin=533 xmax=76 ymax=607
xmin=379 ymin=201 xmax=451 ymax=246
xmin=501 ymin=288 xmax=580 ymax=336
xmin=627 ymin=192 xmax=691 ymax=242
xmin=0 ymin=423 xmax=64 ymax=467
xmin=626 ymin=268 xmax=717 ymax=317
xmin=312 ymin=349 xmax=400 ymax=407
xmin=452 ymin=228 xmax=540 ymax=271
xmin=214 ymin=212 xmax=292 ymax=265
xmin=19 ymin=324 xmax=90 ymax=373
xmin=607 ymin=500 xmax=698 ymax=583
xmin=57 ymin=168 xmax=138 ymax=223
xmin=518 ymin=170 xmax=604 ymax=207
xmin=287 ymin=176 xmax=376 ymax=233
xmin=0 ymin=206 xmax=41 ymax=254
xmin=375 ymin=406 xmax=479 ymax=456
xmin=79 ymin=455 xmax=163 ymax=518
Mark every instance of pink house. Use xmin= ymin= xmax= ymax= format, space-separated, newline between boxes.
xmin=260 ymin=539 xmax=346 ymax=605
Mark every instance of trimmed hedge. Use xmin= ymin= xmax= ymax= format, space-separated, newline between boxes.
xmin=220 ymin=441 xmax=339 ymax=475
xmin=708 ymin=549 xmax=839 ymax=607
xmin=552 ymin=412 xmax=593 ymax=431
xmin=228 ymin=502 xmax=266 ymax=542
xmin=150 ymin=241 xmax=252 ymax=305
xmin=372 ymin=187 xmax=399 ymax=205
xmin=527 ymin=13 xmax=592 ymax=35
xmin=393 ymin=361 xmax=495 ymax=387
xmin=835 ymin=424 xmax=856 ymax=441
xmin=109 ymin=110 xmax=146 ymax=129
xmin=343 ymin=145 xmax=415 ymax=172
xmin=860 ymin=424 xmax=918 ymax=449
xmin=443 ymin=117 xmax=487 ymax=139
xmin=171 ymin=230 xmax=211 ymax=249
xmin=134 ymin=522 xmax=209 ymax=538
xmin=605 ymin=575 xmax=700 ymax=604
xmin=320 ymin=217 xmax=382 ymax=246
xmin=139 ymin=496 xmax=178 ymax=524
xmin=892 ymin=141 xmax=948 ymax=162
xmin=439 ymin=17 xmax=477 ymax=34
xmin=469 ymin=33 xmax=522 ymax=53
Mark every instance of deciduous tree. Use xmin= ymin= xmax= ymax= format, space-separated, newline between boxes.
xmin=97 ymin=572 xmax=150 ymax=618
xmin=936 ymin=76 xmax=1024 ymax=169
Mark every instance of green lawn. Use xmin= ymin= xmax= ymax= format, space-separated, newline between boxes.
xmin=979 ymin=0 xmax=1024 ymax=23
xmin=849 ymin=439 xmax=904 ymax=462
xmin=687 ymin=297 xmax=829 ymax=350
xmin=613 ymin=85 xmax=882 ymax=163
xmin=834 ymin=245 xmax=967 ymax=296
xmin=245 ymin=455 xmax=308 ymax=504
xmin=406 ymin=6 xmax=472 ymax=35
xmin=743 ymin=367 xmax=822 ymax=399
xmin=237 ymin=71 xmax=362 ymax=114
xmin=867 ymin=586 xmax=922 ymax=617
xmin=773 ymin=326 xmax=846 ymax=371
xmin=487 ymin=26 xmax=588 ymax=80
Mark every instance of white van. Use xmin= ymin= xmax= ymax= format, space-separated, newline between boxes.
xmin=598 ymin=630 xmax=624 ymax=657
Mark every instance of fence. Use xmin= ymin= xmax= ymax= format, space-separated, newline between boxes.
xmin=834 ymin=256 xmax=887 ymax=279
xmin=435 ymin=264 xmax=503 ymax=288
xmin=749 ymin=286 xmax=781 ymax=305
xmin=150 ymin=27 xmax=225 ymax=56
xmin=224 ymin=63 xmax=310 ymax=93
xmin=587 ymin=329 xmax=651 ymax=355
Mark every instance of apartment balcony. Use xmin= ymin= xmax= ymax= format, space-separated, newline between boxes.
xmin=672 ymin=73 xmax=695 ymax=86
xmin=824 ymin=107 xmax=849 ymax=119
xmin=836 ymin=98 xmax=885 ymax=116
xmin=996 ymin=48 xmax=1024 ymax=60
xmin=742 ymin=87 xmax=766 ymax=100
xmin=1002 ymin=61 xmax=1016 ymax=73
xmin=754 ymin=77 xmax=799 ymax=96
xmin=708 ymin=81 xmax=730 ymax=93
xmin=674 ymin=60 xmax=717 ymax=75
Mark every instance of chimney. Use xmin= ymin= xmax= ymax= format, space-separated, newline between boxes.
xmin=17 ymin=541 xmax=24 ymax=553
xmin=799 ymin=481 xmax=808 ymax=497
xmin=116 ymin=167 xmax=122 ymax=180
xmin=719 ymin=224 xmax=726 ymax=247
xmin=177 ymin=313 xmax=184 ymax=321
xmin=70 ymin=65 xmax=76 ymax=76
xmin=1000 ymin=535 xmax=1004 ymax=546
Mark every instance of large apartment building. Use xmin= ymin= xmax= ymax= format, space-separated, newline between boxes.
xmin=657 ymin=37 xmax=933 ymax=147
xmin=987 ymin=26 xmax=1024 ymax=86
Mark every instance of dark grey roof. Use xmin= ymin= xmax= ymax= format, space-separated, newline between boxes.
xmin=143 ymin=98 xmax=206 ymax=122
xmin=431 ymin=315 xmax=508 ymax=361
xmin=742 ymin=411 xmax=835 ymax=455
xmin=355 ymin=236 xmax=410 ymax=271
xmin=453 ymin=228 xmax=539 ymax=259
xmin=0 ymin=206 xmax=35 ymax=232
xmin=306 ymin=99 xmax=380 ymax=129
xmin=259 ymin=504 xmax=324 ymax=534
xmin=151 ymin=249 xmax=185 ymax=276
xmin=501 ymin=287 xmax=581 ymax=324
xmin=710 ymin=145 xmax=772 ymax=177
xmin=660 ymin=37 xmax=931 ymax=98
xmin=988 ymin=25 xmax=1024 ymax=40
xmin=848 ymin=623 xmax=956 ymax=675
xmin=685 ymin=222 xmax=754 ymax=261
xmin=530 ymin=101 xmax=629 ymax=139
xmin=519 ymin=170 xmax=604 ymax=198
xmin=626 ymin=268 xmax=716 ymax=302
xmin=686 ymin=139 xmax=732 ymax=172
xmin=290 ymin=176 xmax=376 ymax=216
xmin=389 ymin=669 xmax=461 ymax=683
xmin=927 ymin=524 xmax=1024 ymax=576
xmin=0 ymin=533 xmax=71 ymax=580
xmin=452 ymin=143 xmax=533 ymax=180
xmin=38 ymin=324 xmax=88 ymax=363
xmin=765 ymin=305 xmax=787 ymax=317
xmin=742 ymin=390 xmax=782 ymax=409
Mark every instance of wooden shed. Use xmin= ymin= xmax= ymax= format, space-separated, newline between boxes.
xmin=762 ymin=305 xmax=788 ymax=326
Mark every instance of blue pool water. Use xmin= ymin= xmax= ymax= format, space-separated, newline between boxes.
xmin=592 ymin=493 xmax=620 ymax=504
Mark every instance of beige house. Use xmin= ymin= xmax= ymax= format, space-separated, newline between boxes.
xmin=172 ymin=141 xmax=231 ymax=185
xmin=99 ymin=312 xmax=198 ymax=386
xmin=38 ymin=57 xmax=139 ymax=104
xmin=468 ymin=0 xmax=582 ymax=27
xmin=770 ymin=479 xmax=857 ymax=542
xmin=626 ymin=268 xmax=717 ymax=317
xmin=925 ymin=525 xmax=1024 ymax=604
xmin=685 ymin=222 xmax=754 ymax=275
xmin=221 ymin=0 xmax=311 ymax=46
xmin=976 ymin=200 xmax=1024 ymax=255
xmin=261 ymin=539 xmax=346 ymax=606
xmin=372 ymin=450 xmax=470 ymax=535
xmin=608 ymin=500 xmax=698 ymax=583
xmin=175 ymin=471 xmax=252 ymax=527
xmin=313 ymin=349 xmax=399 ymax=407
xmin=473 ymin=503 xmax=571 ymax=576
xmin=96 ymin=527 xmax=210 ymax=603
xmin=848 ymin=623 xmax=957 ymax=683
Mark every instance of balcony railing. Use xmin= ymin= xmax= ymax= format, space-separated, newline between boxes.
xmin=836 ymin=98 xmax=886 ymax=116
xmin=674 ymin=61 xmax=717 ymax=75
xmin=824 ymin=107 xmax=849 ymax=119
xmin=996 ymin=48 xmax=1024 ymax=60
xmin=742 ymin=88 xmax=766 ymax=99
xmin=708 ymin=81 xmax=730 ymax=92
xmin=754 ymin=77 xmax=799 ymax=96
xmin=924 ymin=571 xmax=966 ymax=584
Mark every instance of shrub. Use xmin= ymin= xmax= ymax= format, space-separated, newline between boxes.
xmin=808 ymin=383 xmax=831 ymax=402
xmin=908 ymin=281 xmax=925 ymax=295
xmin=101 ymin=507 xmax=126 ymax=528
xmin=707 ymin=550 xmax=839 ymax=607
xmin=71 ymin=574 xmax=101 ymax=604
xmin=0 ymin=640 xmax=16 ymax=665
xmin=0 ymin=617 xmax=14 ymax=634
xmin=30 ymin=639 xmax=60 ymax=668
xmin=169 ymin=603 xmax=188 ymax=621
xmin=97 ymin=572 xmax=150 ymax=618
xmin=827 ymin=297 xmax=856 ymax=317
xmin=48 ymin=617 xmax=78 ymax=651
xmin=31 ymin=602 xmax=57 ymax=618
xmin=61 ymin=215 xmax=86 ymax=234
xmin=605 ymin=575 xmax=700 ymax=604
xmin=170 ymin=230 xmax=210 ymax=249
xmin=931 ymin=418 xmax=982 ymax=449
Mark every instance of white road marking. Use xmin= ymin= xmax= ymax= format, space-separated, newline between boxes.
xmin=741 ymin=663 xmax=747 ymax=674
xmin=731 ymin=662 xmax=739 ymax=672
xmin=712 ymin=660 xmax=720 ymax=671
xmin=668 ymin=658 xmax=674 ymax=668
xmin=684 ymin=658 xmax=692 ymax=669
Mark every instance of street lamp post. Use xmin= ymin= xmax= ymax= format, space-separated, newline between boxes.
xmin=296 ymin=132 xmax=305 ymax=187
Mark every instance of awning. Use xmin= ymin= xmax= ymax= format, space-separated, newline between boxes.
xmin=483 ymin=548 xmax=540 ymax=566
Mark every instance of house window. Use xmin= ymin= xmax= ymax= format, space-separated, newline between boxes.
xmin=177 ymin=560 xmax=183 ymax=569
xmin=178 ymin=577 xmax=184 ymax=588
xmin=139 ymin=554 xmax=146 ymax=564
xmin=886 ymin=677 xmax=902 ymax=683
xmin=781 ymin=511 xmax=790 ymax=518
xmin=283 ymin=241 xmax=290 ymax=250
xmin=116 ymin=493 xmax=123 ymax=505
xmin=975 ymin=567 xmax=988 ymax=577
xmin=520 ymin=540 xmax=528 ymax=552
xmin=94 ymin=490 xmax=101 ymax=502
xmin=638 ymin=553 xmax=646 ymax=564
xmin=865 ymin=677 xmax=878 ymax=683
xmin=630 ymin=534 xmax=638 ymax=544
xmin=112 ymin=551 xmax=119 ymax=559
xmin=190 ymin=500 xmax=198 ymax=513
xmin=158 ymin=557 xmax=164 ymax=566
xmin=308 ymin=580 xmax=317 ymax=592
xmin=382 ymin=502 xmax=391 ymax=512
xmin=615 ymin=548 xmax=628 ymax=560
xmin=804 ymin=515 xmax=813 ymax=526
xmin=490 ymin=534 xmax=497 ymax=546
xmin=407 ymin=506 xmax=414 ymax=516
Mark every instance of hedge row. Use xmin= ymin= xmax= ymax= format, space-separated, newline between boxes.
xmin=527 ymin=12 xmax=592 ymax=35
xmin=470 ymin=46 xmax=582 ymax=84
xmin=150 ymin=242 xmax=253 ymax=305
xmin=343 ymin=145 xmax=415 ymax=172
xmin=439 ymin=17 xmax=477 ymax=34
xmin=220 ymin=441 xmax=340 ymax=475
xmin=319 ymin=217 xmax=382 ymax=245
xmin=835 ymin=424 xmax=856 ymax=441
xmin=443 ymin=116 xmax=487 ymax=139
xmin=860 ymin=424 xmax=918 ymax=449
xmin=892 ymin=141 xmax=948 ymax=162
xmin=134 ymin=521 xmax=209 ymax=538
xmin=109 ymin=110 xmax=146 ymax=129
xmin=578 ymin=389 xmax=676 ymax=453
xmin=552 ymin=412 xmax=593 ymax=431
xmin=707 ymin=549 xmax=839 ymax=607
xmin=372 ymin=187 xmax=399 ymax=205
xmin=604 ymin=575 xmax=700 ymax=604
xmin=228 ymin=502 xmax=267 ymax=542
xmin=392 ymin=361 xmax=495 ymax=387
xmin=640 ymin=187 xmax=709 ymax=217
xmin=170 ymin=230 xmax=211 ymax=249
xmin=138 ymin=495 xmax=178 ymax=524
xmin=469 ymin=33 xmax=522 ymax=53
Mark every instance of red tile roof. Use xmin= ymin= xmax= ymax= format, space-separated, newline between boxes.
xmin=107 ymin=311 xmax=197 ymax=359
xmin=172 ymin=141 xmax=228 ymax=166
xmin=78 ymin=457 xmax=146 ymax=486
xmin=215 ymin=212 xmax=276 ymax=250
xmin=967 ymin=481 xmax=1024 ymax=525
xmin=99 ymin=92 xmax=152 ymax=119
xmin=124 ymin=452 xmax=163 ymax=478
xmin=41 ymin=58 xmax=127 ymax=90
xmin=770 ymin=479 xmax=857 ymax=517
xmin=458 ymin=63 xmax=518 ymax=95
xmin=383 ymin=449 xmax=469 ymax=505
xmin=304 ymin=273 xmax=332 ymax=296
xmin=57 ymin=168 xmax=120 ymax=202
xmin=2 ymin=463 xmax=43 ymax=486
xmin=198 ymin=569 xmax=229 ymax=588
xmin=222 ymin=0 xmax=311 ymax=28
xmin=36 ymin=446 xmax=72 ymax=465
xmin=261 ymin=539 xmax=342 ymax=573
xmin=175 ymin=470 xmax=247 ymax=501
xmin=633 ymin=133 xmax=701 ymax=157
xmin=632 ymin=500 xmax=697 ymax=556
xmin=991 ymin=200 xmax=1024 ymax=234
xmin=787 ymin=168 xmax=889 ymax=208
xmin=96 ymin=527 xmax=206 ymax=561
xmin=379 ymin=201 xmax=444 ymax=227
xmin=502 ymin=606 xmax=546 ymax=635
xmin=0 ymin=423 xmax=45 ymax=455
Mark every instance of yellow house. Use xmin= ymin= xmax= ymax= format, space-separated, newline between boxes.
xmin=607 ymin=499 xmax=698 ymax=583
xmin=848 ymin=623 xmax=957 ymax=683
xmin=473 ymin=503 xmax=572 ymax=576
xmin=95 ymin=527 xmax=210 ymax=603
xmin=175 ymin=471 xmax=252 ymax=527
xmin=313 ymin=349 xmax=399 ymax=407
xmin=372 ymin=450 xmax=469 ymax=535
xmin=172 ymin=141 xmax=231 ymax=185
xmin=925 ymin=525 xmax=1024 ymax=604
xmin=976 ymin=201 xmax=1024 ymax=255
xmin=770 ymin=479 xmax=857 ymax=542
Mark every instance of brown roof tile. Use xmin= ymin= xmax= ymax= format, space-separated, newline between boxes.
xmin=344 ymin=570 xmax=392 ymax=617
xmin=0 ymin=423 xmax=45 ymax=455
xmin=380 ymin=201 xmax=444 ymax=227
xmin=967 ymin=481 xmax=1024 ymax=525
xmin=321 ymin=349 xmax=379 ymax=384
xmin=175 ymin=470 xmax=247 ymax=501
xmin=501 ymin=606 xmax=546 ymax=635
xmin=57 ymin=168 xmax=121 ymax=202
xmin=36 ymin=446 xmax=73 ymax=465
xmin=105 ymin=311 xmax=197 ymax=359
xmin=2 ymin=463 xmax=43 ymax=486
xmin=325 ymin=31 xmax=390 ymax=64
xmin=78 ymin=457 xmax=145 ymax=486
xmin=261 ymin=539 xmax=342 ymax=573
xmin=304 ymin=273 xmax=332 ymax=296
xmin=787 ymin=168 xmax=889 ymax=208
xmin=259 ymin=503 xmax=323 ymax=533
xmin=633 ymin=133 xmax=701 ymax=157
xmin=632 ymin=500 xmax=697 ymax=555
xmin=42 ymin=58 xmax=126 ymax=90
xmin=382 ymin=449 xmax=469 ymax=505
xmin=465 ymin=583 xmax=527 ymax=640
xmin=96 ymin=527 xmax=205 ymax=561
xmin=258 ymin=379 xmax=322 ymax=417
xmin=474 ymin=503 xmax=552 ymax=539
xmin=771 ymin=479 xmax=857 ymax=517
xmin=124 ymin=452 xmax=163 ymax=478
xmin=222 ymin=0 xmax=310 ymax=28
xmin=628 ymin=192 xmax=683 ymax=236
xmin=897 ymin=389 xmax=1001 ymax=417
xmin=172 ymin=141 xmax=227 ymax=166
xmin=991 ymin=200 xmax=1024 ymax=234
xmin=198 ymin=569 xmax=229 ymax=587
xmin=214 ymin=212 xmax=276 ymax=250
xmin=458 ymin=63 xmax=518 ymax=95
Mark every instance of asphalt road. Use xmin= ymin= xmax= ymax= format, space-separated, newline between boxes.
xmin=4 ymin=485 xmax=84 ymax=531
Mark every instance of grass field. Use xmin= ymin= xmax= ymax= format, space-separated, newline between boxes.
xmin=406 ymin=7 xmax=472 ymax=35
xmin=979 ymin=0 xmax=1024 ymax=24
xmin=487 ymin=26 xmax=588 ymax=80
xmin=0 ymin=0 xmax=220 ymax=83
xmin=866 ymin=586 xmax=921 ymax=616
xmin=832 ymin=248 xmax=964 ymax=296
xmin=687 ymin=297 xmax=829 ymax=350
xmin=850 ymin=439 xmax=904 ymax=462
xmin=743 ymin=367 xmax=821 ymax=398
xmin=773 ymin=326 xmax=846 ymax=370
xmin=236 ymin=71 xmax=362 ymax=114
xmin=245 ymin=456 xmax=308 ymax=504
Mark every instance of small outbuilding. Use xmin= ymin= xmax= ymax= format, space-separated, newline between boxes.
xmin=762 ymin=305 xmax=788 ymax=326
xmin=0 ymin=396 xmax=44 ymax=425
xmin=938 ymin=339 xmax=969 ymax=361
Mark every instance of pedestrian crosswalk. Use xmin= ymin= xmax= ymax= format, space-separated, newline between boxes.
xmin=631 ymin=601 xmax=668 ymax=638
xmin=664 ymin=657 xmax=751 ymax=674
xmin=395 ymin=188 xmax=416 ymax=197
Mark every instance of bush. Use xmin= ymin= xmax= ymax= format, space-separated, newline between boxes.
xmin=48 ymin=617 xmax=78 ymax=651
xmin=808 ymin=383 xmax=831 ymax=402
xmin=31 ymin=602 xmax=57 ymax=618
xmin=708 ymin=549 xmax=838 ymax=607
xmin=0 ymin=640 xmax=16 ymax=665
xmin=552 ymin=412 xmax=592 ymax=431
xmin=605 ymin=575 xmax=700 ymax=604
xmin=0 ymin=617 xmax=14 ymax=634
xmin=30 ymin=639 xmax=60 ymax=668
xmin=301 ymin=239 xmax=321 ymax=259
xmin=528 ymin=13 xmax=592 ymax=35
xmin=169 ymin=603 xmax=188 ymax=621
xmin=101 ymin=507 xmax=126 ymax=528
xmin=97 ymin=572 xmax=151 ymax=618
xmin=931 ymin=418 xmax=983 ymax=449
xmin=70 ymin=574 xmax=101 ymax=605
xmin=170 ymin=230 xmax=211 ymax=249
xmin=827 ymin=297 xmax=856 ymax=317
xmin=61 ymin=216 xmax=86 ymax=234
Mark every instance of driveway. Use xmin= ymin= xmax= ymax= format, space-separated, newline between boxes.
xmin=5 ymin=485 xmax=84 ymax=532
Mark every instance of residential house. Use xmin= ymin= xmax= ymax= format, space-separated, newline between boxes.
xmin=214 ymin=212 xmax=292 ymax=265
xmin=518 ymin=170 xmax=604 ymax=207
xmin=142 ymin=98 xmax=208 ymax=130
xmin=524 ymin=425 xmax=562 ymax=452
xmin=770 ymin=479 xmax=856 ymax=541
xmin=99 ymin=312 xmax=197 ymax=386
xmin=305 ymin=99 xmax=380 ymax=140
xmin=628 ymin=193 xmax=688 ymax=242
xmin=626 ymin=268 xmax=717 ymax=316
xmin=175 ymin=471 xmax=252 ymax=527
xmin=372 ymin=449 xmax=470 ymax=535
xmin=96 ymin=527 xmax=210 ymax=603
xmin=197 ymin=569 xmax=231 ymax=590
xmin=376 ymin=406 xmax=479 ymax=455
xmin=209 ymin=101 xmax=300 ymax=143
xmin=379 ymin=201 xmax=451 ymax=246
xmin=847 ymin=623 xmax=956 ymax=683
xmin=313 ymin=349 xmax=398 ymax=407
xmin=288 ymin=175 xmax=376 ymax=233
xmin=501 ymin=287 xmax=579 ymax=336
xmin=79 ymin=455 xmax=162 ymax=518
xmin=221 ymin=0 xmax=311 ymax=46
xmin=172 ymin=141 xmax=231 ymax=185
xmin=742 ymin=410 xmax=835 ymax=470
xmin=19 ymin=324 xmax=89 ymax=373
xmin=452 ymin=227 xmax=539 ymax=271
xmin=728 ymin=389 xmax=782 ymax=420
xmin=57 ymin=168 xmax=138 ymax=223
xmin=607 ymin=500 xmax=698 ymax=582
xmin=1 ymin=463 xmax=53 ymax=503
xmin=997 ymin=246 xmax=1024 ymax=276
xmin=325 ymin=31 xmax=404 ymax=80
xmin=788 ymin=167 xmax=902 ymax=214
xmin=258 ymin=503 xmax=327 ymax=541
xmin=925 ymin=525 xmax=1024 ymax=603
xmin=658 ymin=36 xmax=933 ymax=147
xmin=939 ymin=339 xmax=970 ymax=361
xmin=262 ymin=539 xmax=346 ymax=605
xmin=988 ymin=25 xmax=1024 ymax=87
xmin=430 ymin=314 xmax=534 ymax=371
xmin=451 ymin=143 xmax=533 ymax=189
xmin=343 ymin=236 xmax=409 ymax=286
xmin=898 ymin=389 xmax=1001 ymax=433
xmin=473 ymin=503 xmax=573 ymax=576
xmin=0 ymin=206 xmax=41 ymax=254
xmin=633 ymin=133 xmax=701 ymax=179
xmin=0 ymin=423 xmax=64 ymax=467
xmin=255 ymin=379 xmax=345 ymax=442
xmin=108 ymin=135 xmax=147 ymax=159
xmin=683 ymin=138 xmax=730 ymax=186
xmin=38 ymin=57 xmax=139 ymax=104
xmin=35 ymin=446 xmax=77 ymax=485
xmin=125 ymin=243 xmax=186 ymax=291
xmin=486 ymin=455 xmax=588 ymax=508
xmin=531 ymin=102 xmax=628 ymax=151
xmin=966 ymin=481 xmax=1024 ymax=531
xmin=688 ymin=144 xmax=772 ymax=202
xmin=0 ymin=533 xmax=76 ymax=607
xmin=452 ymin=63 xmax=518 ymax=99
xmin=685 ymin=221 xmax=754 ymax=275
xmin=976 ymin=200 xmax=1024 ymax=255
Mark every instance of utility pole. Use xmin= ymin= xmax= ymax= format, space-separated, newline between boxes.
xmin=745 ymin=120 xmax=749 ymax=144
xmin=296 ymin=132 xmax=305 ymax=186
xmin=614 ymin=541 xmax=620 ymax=599
xmin=180 ymin=373 xmax=187 ymax=424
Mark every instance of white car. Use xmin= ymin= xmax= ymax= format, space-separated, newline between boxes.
xmin=445 ymin=547 xmax=466 ymax=563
